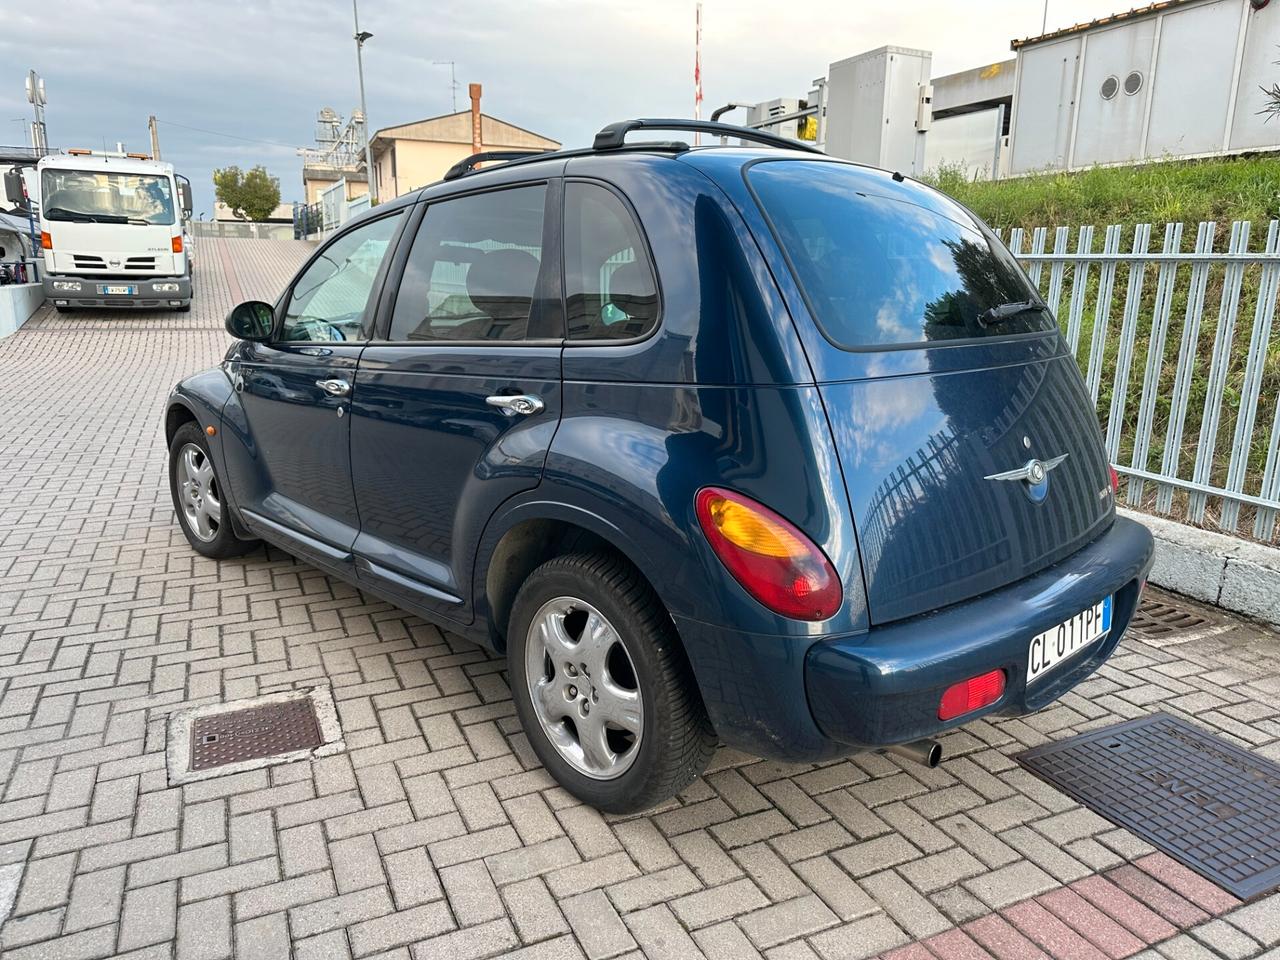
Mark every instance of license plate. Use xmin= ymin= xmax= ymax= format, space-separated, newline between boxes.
xmin=99 ymin=284 xmax=136 ymax=295
xmin=1027 ymin=596 xmax=1113 ymax=685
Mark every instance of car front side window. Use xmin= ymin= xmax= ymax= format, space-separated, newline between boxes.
xmin=281 ymin=211 xmax=403 ymax=343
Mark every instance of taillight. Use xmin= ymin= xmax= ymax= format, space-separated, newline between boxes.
xmin=938 ymin=669 xmax=1006 ymax=721
xmin=40 ymin=231 xmax=52 ymax=250
xmin=172 ymin=235 xmax=184 ymax=254
xmin=694 ymin=487 xmax=841 ymax=621
xmin=1109 ymin=464 xmax=1120 ymax=494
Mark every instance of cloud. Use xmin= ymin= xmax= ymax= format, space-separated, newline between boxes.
xmin=6 ymin=0 xmax=1125 ymax=213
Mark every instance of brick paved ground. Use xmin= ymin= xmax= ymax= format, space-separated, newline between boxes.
xmin=1 ymin=238 xmax=1279 ymax=960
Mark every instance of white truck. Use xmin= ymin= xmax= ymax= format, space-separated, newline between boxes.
xmin=38 ymin=149 xmax=194 ymax=312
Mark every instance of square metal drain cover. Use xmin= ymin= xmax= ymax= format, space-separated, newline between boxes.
xmin=1018 ymin=713 xmax=1280 ymax=900
xmin=166 ymin=687 xmax=344 ymax=785
xmin=191 ymin=697 xmax=321 ymax=770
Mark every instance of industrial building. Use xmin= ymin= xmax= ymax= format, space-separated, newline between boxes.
xmin=734 ymin=0 xmax=1280 ymax=179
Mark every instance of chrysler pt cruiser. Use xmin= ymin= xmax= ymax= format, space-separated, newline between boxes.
xmin=164 ymin=119 xmax=1154 ymax=812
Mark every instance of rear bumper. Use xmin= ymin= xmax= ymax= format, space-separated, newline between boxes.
xmin=676 ymin=515 xmax=1154 ymax=761
xmin=45 ymin=274 xmax=191 ymax=308
xmin=805 ymin=514 xmax=1154 ymax=751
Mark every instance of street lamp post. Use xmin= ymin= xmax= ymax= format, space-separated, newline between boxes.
xmin=353 ymin=0 xmax=376 ymax=202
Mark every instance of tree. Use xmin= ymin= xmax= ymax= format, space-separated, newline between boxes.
xmin=212 ymin=165 xmax=281 ymax=221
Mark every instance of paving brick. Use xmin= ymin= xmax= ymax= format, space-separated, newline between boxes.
xmin=810 ymin=913 xmax=909 ymax=960
xmin=64 ymin=865 xmax=126 ymax=933
xmin=963 ymin=860 xmax=1058 ymax=909
xmin=1224 ymin=896 xmax=1280 ymax=947
xmin=289 ymin=884 xmax=394 ymax=938
xmin=1106 ymin=866 xmax=1210 ymax=929
xmin=624 ymin=903 xmax=708 ymax=959
xmin=348 ymin=900 xmax=454 ymax=956
xmin=964 ymin=914 xmax=1052 ymax=960
xmin=330 ymin=834 xmax=387 ymax=894
xmin=384 ymin=847 xmax=442 ymax=908
xmin=181 ymin=855 xmax=278 ymax=903
xmin=919 ymin=928 xmax=997 ymax=960
xmin=1002 ymin=899 xmax=1110 ymax=960
xmin=503 ymin=876 xmax=570 ymax=943
xmin=234 ymin=911 xmax=292 ymax=960
xmin=1134 ymin=854 xmax=1242 ymax=915
xmin=236 ymin=871 xmax=338 ymax=920
xmin=13 ymin=853 xmax=76 ymax=915
xmin=694 ymin=920 xmax=766 ymax=960
xmin=1189 ymin=918 xmax=1263 ymax=960
xmin=1038 ymin=887 xmax=1146 ymax=959
xmin=409 ymin=917 xmax=521 ymax=960
xmin=1069 ymin=875 xmax=1177 ymax=943
xmin=671 ymin=876 xmax=769 ymax=928
xmin=177 ymin=895 xmax=233 ymax=960
xmin=607 ymin=863 xmax=701 ymax=913
xmin=739 ymin=893 xmax=840 ymax=949
xmin=440 ymin=860 xmax=504 ymax=925
xmin=119 ymin=880 xmax=178 ymax=951
xmin=3 ymin=924 xmax=119 ymax=960
xmin=861 ymin=869 xmax=951 ymax=939
xmin=281 ymin=822 xmax=330 ymax=877
xmin=229 ymin=811 xmax=276 ymax=865
xmin=562 ymin=888 xmax=637 ymax=960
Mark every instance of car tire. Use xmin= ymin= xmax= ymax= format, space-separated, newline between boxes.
xmin=507 ymin=551 xmax=716 ymax=813
xmin=168 ymin=422 xmax=258 ymax=559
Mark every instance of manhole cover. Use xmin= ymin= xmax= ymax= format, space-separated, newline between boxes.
xmin=1018 ymin=713 xmax=1280 ymax=900
xmin=1128 ymin=597 xmax=1210 ymax=638
xmin=191 ymin=697 xmax=322 ymax=771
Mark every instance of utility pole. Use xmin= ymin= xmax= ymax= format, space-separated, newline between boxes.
xmin=1042 ymin=0 xmax=1049 ymax=34
xmin=148 ymin=115 xmax=161 ymax=159
xmin=353 ymin=0 xmax=377 ymax=201
xmin=25 ymin=70 xmax=47 ymax=154
xmin=434 ymin=61 xmax=460 ymax=113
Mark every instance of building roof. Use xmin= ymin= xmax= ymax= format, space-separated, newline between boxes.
xmin=369 ymin=111 xmax=560 ymax=152
xmin=1011 ymin=0 xmax=1195 ymax=49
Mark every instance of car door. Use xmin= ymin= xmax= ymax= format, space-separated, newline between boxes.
xmin=349 ymin=181 xmax=563 ymax=622
xmin=222 ymin=210 xmax=406 ymax=572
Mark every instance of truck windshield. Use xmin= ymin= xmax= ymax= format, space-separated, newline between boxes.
xmin=40 ymin=168 xmax=176 ymax=225
xmin=747 ymin=160 xmax=1055 ymax=349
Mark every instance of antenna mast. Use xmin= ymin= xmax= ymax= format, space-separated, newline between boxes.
xmin=434 ymin=61 xmax=460 ymax=113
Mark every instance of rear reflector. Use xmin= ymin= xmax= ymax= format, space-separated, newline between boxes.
xmin=1109 ymin=464 xmax=1120 ymax=494
xmin=938 ymin=669 xmax=1005 ymax=721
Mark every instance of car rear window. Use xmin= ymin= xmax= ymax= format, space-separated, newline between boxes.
xmin=747 ymin=160 xmax=1055 ymax=349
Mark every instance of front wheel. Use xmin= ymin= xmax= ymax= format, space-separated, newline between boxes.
xmin=168 ymin=422 xmax=258 ymax=558
xmin=507 ymin=552 xmax=716 ymax=813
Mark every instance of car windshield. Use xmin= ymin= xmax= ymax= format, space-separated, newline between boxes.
xmin=40 ymin=168 xmax=176 ymax=225
xmin=747 ymin=160 xmax=1055 ymax=348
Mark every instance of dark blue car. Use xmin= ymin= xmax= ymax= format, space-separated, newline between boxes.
xmin=165 ymin=119 xmax=1154 ymax=812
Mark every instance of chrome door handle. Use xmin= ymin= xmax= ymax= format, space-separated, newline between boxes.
xmin=316 ymin=379 xmax=350 ymax=397
xmin=486 ymin=394 xmax=544 ymax=417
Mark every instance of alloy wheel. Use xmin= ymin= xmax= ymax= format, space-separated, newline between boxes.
xmin=176 ymin=442 xmax=222 ymax=543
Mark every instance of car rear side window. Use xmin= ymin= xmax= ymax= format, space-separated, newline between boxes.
xmin=747 ymin=160 xmax=1055 ymax=349
xmin=389 ymin=184 xmax=550 ymax=342
xmin=564 ymin=182 xmax=659 ymax=341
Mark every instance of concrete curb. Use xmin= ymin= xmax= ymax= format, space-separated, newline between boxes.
xmin=1120 ymin=507 xmax=1280 ymax=627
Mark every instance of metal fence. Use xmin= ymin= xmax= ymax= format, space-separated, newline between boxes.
xmin=190 ymin=220 xmax=296 ymax=241
xmin=997 ymin=221 xmax=1280 ymax=542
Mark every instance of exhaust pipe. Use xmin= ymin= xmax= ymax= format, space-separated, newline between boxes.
xmin=884 ymin=739 xmax=942 ymax=768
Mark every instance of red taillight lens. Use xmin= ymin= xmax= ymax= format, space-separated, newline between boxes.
xmin=938 ymin=669 xmax=1006 ymax=721
xmin=695 ymin=487 xmax=842 ymax=621
xmin=1109 ymin=464 xmax=1120 ymax=494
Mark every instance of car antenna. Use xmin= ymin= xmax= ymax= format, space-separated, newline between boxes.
xmin=892 ymin=170 xmax=905 ymax=182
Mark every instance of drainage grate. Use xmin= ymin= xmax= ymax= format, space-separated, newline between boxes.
xmin=1018 ymin=713 xmax=1280 ymax=900
xmin=1128 ymin=597 xmax=1211 ymax=638
xmin=190 ymin=697 xmax=322 ymax=771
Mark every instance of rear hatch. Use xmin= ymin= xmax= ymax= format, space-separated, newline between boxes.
xmin=746 ymin=159 xmax=1114 ymax=624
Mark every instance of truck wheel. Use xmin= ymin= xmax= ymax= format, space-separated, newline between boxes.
xmin=168 ymin=422 xmax=258 ymax=559
xmin=507 ymin=552 xmax=716 ymax=813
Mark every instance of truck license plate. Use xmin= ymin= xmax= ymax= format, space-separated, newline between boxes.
xmin=1027 ymin=596 xmax=1113 ymax=685
xmin=100 ymin=284 xmax=136 ymax=296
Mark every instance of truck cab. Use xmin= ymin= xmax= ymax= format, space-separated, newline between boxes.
xmin=39 ymin=150 xmax=194 ymax=312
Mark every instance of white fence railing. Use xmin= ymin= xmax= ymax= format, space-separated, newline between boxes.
xmin=998 ymin=221 xmax=1280 ymax=542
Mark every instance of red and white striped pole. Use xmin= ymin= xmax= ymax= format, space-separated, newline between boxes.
xmin=694 ymin=1 xmax=703 ymax=145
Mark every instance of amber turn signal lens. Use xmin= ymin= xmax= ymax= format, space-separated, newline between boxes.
xmin=40 ymin=231 xmax=52 ymax=250
xmin=205 ymin=425 xmax=216 ymax=436
xmin=171 ymin=235 xmax=184 ymax=254
xmin=695 ymin=487 xmax=841 ymax=621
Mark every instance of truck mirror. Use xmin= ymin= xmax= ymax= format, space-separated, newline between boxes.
xmin=177 ymin=176 xmax=193 ymax=217
xmin=4 ymin=167 xmax=26 ymax=206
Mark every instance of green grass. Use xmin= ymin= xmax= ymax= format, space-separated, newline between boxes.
xmin=925 ymin=155 xmax=1280 ymax=230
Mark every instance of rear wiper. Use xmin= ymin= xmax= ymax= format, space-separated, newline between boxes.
xmin=978 ymin=300 xmax=1043 ymax=327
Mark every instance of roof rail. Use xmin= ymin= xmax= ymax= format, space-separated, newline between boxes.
xmin=593 ymin=118 xmax=823 ymax=155
xmin=443 ymin=150 xmax=554 ymax=182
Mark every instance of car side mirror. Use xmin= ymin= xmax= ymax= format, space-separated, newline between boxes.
xmin=225 ymin=301 xmax=275 ymax=341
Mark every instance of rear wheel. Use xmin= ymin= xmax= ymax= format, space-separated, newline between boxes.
xmin=507 ymin=552 xmax=716 ymax=812
xmin=168 ymin=422 xmax=257 ymax=558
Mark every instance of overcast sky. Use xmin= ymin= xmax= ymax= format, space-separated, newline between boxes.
xmin=5 ymin=0 xmax=1126 ymax=213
